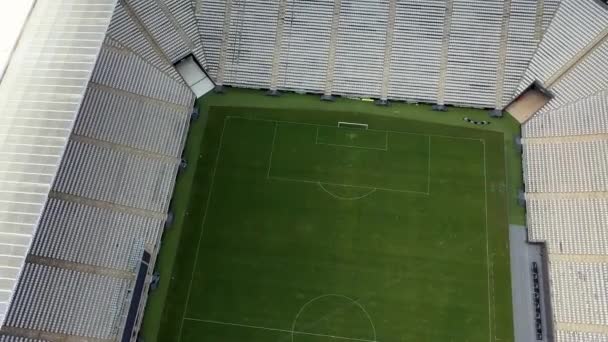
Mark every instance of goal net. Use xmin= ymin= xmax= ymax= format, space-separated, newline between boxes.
xmin=338 ymin=122 xmax=368 ymax=130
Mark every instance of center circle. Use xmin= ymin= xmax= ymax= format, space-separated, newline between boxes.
xmin=290 ymin=294 xmax=377 ymax=342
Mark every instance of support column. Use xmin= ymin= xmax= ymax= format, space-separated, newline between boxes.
xmin=435 ymin=0 xmax=454 ymax=111
xmin=268 ymin=0 xmax=288 ymax=95
xmin=322 ymin=0 xmax=341 ymax=101
xmin=122 ymin=0 xmax=173 ymax=67
xmin=493 ymin=0 xmax=512 ymax=115
xmin=534 ymin=0 xmax=545 ymax=43
xmin=378 ymin=0 xmax=397 ymax=105
xmin=215 ymin=0 xmax=233 ymax=91
xmin=153 ymin=0 xmax=196 ymax=52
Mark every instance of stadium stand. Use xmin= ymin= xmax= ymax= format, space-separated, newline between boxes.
xmin=194 ymin=0 xmax=224 ymax=80
xmin=557 ymin=331 xmax=608 ymax=342
xmin=388 ymin=1 xmax=445 ymax=103
xmin=0 ymin=4 xmax=194 ymax=338
xmin=276 ymin=0 xmax=334 ymax=93
xmin=3 ymin=0 xmax=608 ymax=340
xmin=550 ymin=261 xmax=608 ymax=326
xmin=527 ymin=197 xmax=608 ymax=255
xmin=515 ymin=0 xmax=608 ymax=112
xmin=106 ymin=1 xmax=181 ymax=81
xmin=201 ymin=0 xmax=560 ymax=111
xmin=523 ymin=89 xmax=608 ymax=138
xmin=0 ymin=0 xmax=117 ymax=326
xmin=5 ymin=264 xmax=130 ymax=339
xmin=222 ymin=0 xmax=279 ymax=89
xmin=0 ymin=337 xmax=44 ymax=342
xmin=523 ymin=139 xmax=608 ymax=193
xmin=332 ymin=0 xmax=388 ymax=98
xmin=518 ymin=0 xmax=608 ymax=339
xmin=32 ymin=199 xmax=159 ymax=271
xmin=443 ymin=0 xmax=503 ymax=108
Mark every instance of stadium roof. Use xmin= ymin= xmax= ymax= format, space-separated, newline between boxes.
xmin=0 ymin=0 xmax=115 ymax=325
xmin=0 ymin=2 xmax=34 ymax=82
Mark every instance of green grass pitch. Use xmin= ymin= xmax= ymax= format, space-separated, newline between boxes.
xmin=151 ymin=95 xmax=515 ymax=342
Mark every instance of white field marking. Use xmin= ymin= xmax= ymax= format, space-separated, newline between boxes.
xmin=183 ymin=318 xmax=380 ymax=342
xmin=267 ymin=121 xmax=278 ymax=179
xmin=177 ymin=117 xmax=230 ymax=342
xmin=318 ymin=182 xmax=377 ymax=200
xmin=269 ymin=176 xmax=429 ymax=196
xmin=264 ymin=119 xmax=426 ymax=195
xmin=290 ymin=294 xmax=377 ymax=342
xmin=338 ymin=121 xmax=369 ymax=129
xmin=315 ymin=142 xmax=388 ymax=151
xmin=385 ymin=131 xmax=389 ymax=151
xmin=315 ymin=126 xmax=389 ymax=151
xmin=227 ymin=115 xmax=482 ymax=142
xmin=427 ymin=135 xmax=432 ymax=195
xmin=482 ymin=139 xmax=494 ymax=342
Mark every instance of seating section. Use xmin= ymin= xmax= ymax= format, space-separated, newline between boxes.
xmin=0 ymin=0 xmax=118 ymax=327
xmin=556 ymin=330 xmax=608 ymax=342
xmin=550 ymin=261 xmax=608 ymax=326
xmin=527 ymin=197 xmax=608 ymax=255
xmin=5 ymin=264 xmax=130 ymax=339
xmin=222 ymin=0 xmax=279 ymax=89
xmin=126 ymin=0 xmax=192 ymax=63
xmin=332 ymin=0 xmax=389 ymax=97
xmin=106 ymin=2 xmax=181 ymax=80
xmin=523 ymin=89 xmax=608 ymax=138
xmin=93 ymin=45 xmax=194 ymax=105
xmin=162 ymin=0 xmax=208 ymax=68
xmin=519 ymin=2 xmax=608 ymax=337
xmin=501 ymin=0 xmax=540 ymax=106
xmin=542 ymin=0 xmax=562 ymax=34
xmin=388 ymin=1 xmax=445 ymax=103
xmin=53 ymin=140 xmax=179 ymax=213
xmin=523 ymin=140 xmax=608 ymax=193
xmin=3 ymin=35 xmax=194 ymax=340
xmin=0 ymin=336 xmax=46 ymax=342
xmin=276 ymin=0 xmax=333 ymax=93
xmin=31 ymin=198 xmax=163 ymax=271
xmin=195 ymin=0 xmax=225 ymax=79
xmin=196 ymin=0 xmax=559 ymax=109
xmin=444 ymin=0 xmax=503 ymax=108
xmin=541 ymin=40 xmax=608 ymax=112
xmin=74 ymin=86 xmax=189 ymax=157
xmin=516 ymin=0 xmax=608 ymax=109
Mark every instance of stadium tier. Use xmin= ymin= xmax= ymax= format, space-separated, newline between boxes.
xmin=0 ymin=0 xmax=607 ymax=341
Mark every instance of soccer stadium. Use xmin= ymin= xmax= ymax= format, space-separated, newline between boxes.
xmin=0 ymin=0 xmax=608 ymax=341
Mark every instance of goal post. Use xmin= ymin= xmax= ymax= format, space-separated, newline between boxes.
xmin=338 ymin=122 xmax=368 ymax=130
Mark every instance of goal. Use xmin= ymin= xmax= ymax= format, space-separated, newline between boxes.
xmin=338 ymin=122 xmax=368 ymax=130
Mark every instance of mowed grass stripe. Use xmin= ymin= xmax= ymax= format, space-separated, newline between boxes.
xmin=176 ymin=114 xmax=496 ymax=341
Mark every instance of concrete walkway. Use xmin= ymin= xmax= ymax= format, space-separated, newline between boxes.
xmin=509 ymin=225 xmax=550 ymax=342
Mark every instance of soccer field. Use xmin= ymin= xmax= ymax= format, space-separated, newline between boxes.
xmin=157 ymin=104 xmax=514 ymax=342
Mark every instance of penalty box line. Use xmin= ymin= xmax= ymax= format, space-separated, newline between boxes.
xmin=260 ymin=117 xmax=432 ymax=196
xmin=183 ymin=317 xmax=380 ymax=342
